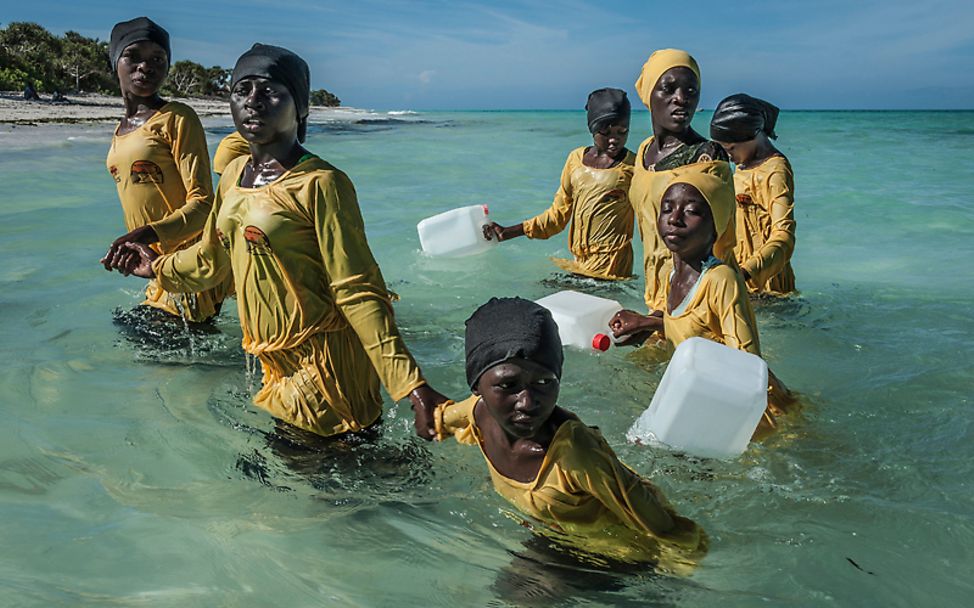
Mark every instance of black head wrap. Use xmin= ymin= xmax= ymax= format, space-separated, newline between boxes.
xmin=109 ymin=17 xmax=171 ymax=70
xmin=710 ymin=93 xmax=780 ymax=143
xmin=465 ymin=297 xmax=564 ymax=390
xmin=585 ymin=88 xmax=631 ymax=134
xmin=231 ymin=44 xmax=311 ymax=143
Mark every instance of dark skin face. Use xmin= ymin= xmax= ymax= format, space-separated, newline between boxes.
xmin=584 ymin=119 xmax=630 ymax=169
xmin=644 ymin=67 xmax=705 ymax=169
xmin=609 ymin=183 xmax=716 ymax=339
xmin=230 ymin=76 xmax=308 ymax=187
xmin=115 ymin=40 xmax=169 ymax=133
xmin=715 ymin=132 xmax=781 ymax=169
xmin=483 ymin=119 xmax=630 ymax=242
xmin=658 ymin=183 xmax=716 ymax=313
xmin=473 ymin=358 xmax=564 ymax=483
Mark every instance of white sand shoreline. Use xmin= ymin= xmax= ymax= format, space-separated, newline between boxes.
xmin=0 ymin=91 xmax=375 ymax=149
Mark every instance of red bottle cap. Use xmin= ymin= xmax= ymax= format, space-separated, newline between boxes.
xmin=592 ymin=333 xmax=611 ymax=351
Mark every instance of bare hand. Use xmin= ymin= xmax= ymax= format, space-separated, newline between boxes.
xmin=101 ymin=225 xmax=158 ymax=271
xmin=409 ymin=384 xmax=450 ymax=441
xmin=609 ymin=309 xmax=663 ymax=347
xmin=483 ymin=222 xmax=505 ymax=241
xmin=102 ymin=242 xmax=158 ymax=278
xmin=482 ymin=222 xmax=525 ymax=242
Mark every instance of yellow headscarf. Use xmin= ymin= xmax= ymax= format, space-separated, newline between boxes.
xmin=634 ymin=49 xmax=701 ymax=109
xmin=651 ymin=161 xmax=734 ymax=240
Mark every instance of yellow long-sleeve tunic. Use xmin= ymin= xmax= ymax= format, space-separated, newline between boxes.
xmin=107 ymin=101 xmax=231 ymax=321
xmin=629 ymin=137 xmax=738 ymax=311
xmin=734 ymin=155 xmax=797 ymax=295
xmin=522 ymin=147 xmax=636 ymax=280
xmin=152 ymin=155 xmax=426 ymax=436
xmin=663 ymin=261 xmax=794 ymax=428
xmin=213 ymin=131 xmax=251 ymax=175
xmin=435 ymin=395 xmax=706 ymax=574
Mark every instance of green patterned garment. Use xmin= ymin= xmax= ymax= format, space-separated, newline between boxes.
xmin=651 ymin=140 xmax=728 ymax=171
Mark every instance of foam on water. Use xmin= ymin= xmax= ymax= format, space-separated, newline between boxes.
xmin=1 ymin=110 xmax=973 ymax=606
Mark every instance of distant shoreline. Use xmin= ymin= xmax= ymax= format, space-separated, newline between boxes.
xmin=0 ymin=94 xmax=414 ymax=150
xmin=5 ymin=93 xmax=969 ymax=126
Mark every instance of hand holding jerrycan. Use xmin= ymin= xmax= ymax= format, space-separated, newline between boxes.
xmin=627 ymin=337 xmax=769 ymax=459
xmin=535 ymin=290 xmax=623 ymax=351
xmin=417 ymin=205 xmax=497 ymax=257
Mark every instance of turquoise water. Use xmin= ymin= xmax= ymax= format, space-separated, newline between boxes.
xmin=1 ymin=110 xmax=973 ymax=606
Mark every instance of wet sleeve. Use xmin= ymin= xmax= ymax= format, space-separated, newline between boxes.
xmin=566 ymin=427 xmax=685 ymax=536
xmin=149 ymin=109 xmax=215 ymax=249
xmin=152 ymin=171 xmax=232 ymax=293
xmin=741 ymin=168 xmax=796 ymax=287
xmin=313 ymin=173 xmax=426 ymax=401
xmin=522 ymin=154 xmax=575 ymax=239
xmin=434 ymin=394 xmax=479 ymax=445
xmin=707 ymin=269 xmax=760 ymax=355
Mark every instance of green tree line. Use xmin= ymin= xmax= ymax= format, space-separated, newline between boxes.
xmin=0 ymin=22 xmax=341 ymax=105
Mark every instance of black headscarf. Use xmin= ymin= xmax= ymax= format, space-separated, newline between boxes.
xmin=585 ymin=88 xmax=631 ymax=133
xmin=465 ymin=297 xmax=564 ymax=390
xmin=710 ymin=93 xmax=780 ymax=143
xmin=109 ymin=17 xmax=171 ymax=70
xmin=231 ymin=44 xmax=311 ymax=143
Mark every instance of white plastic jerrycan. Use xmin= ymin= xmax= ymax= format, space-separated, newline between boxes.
xmin=535 ymin=290 xmax=622 ymax=351
xmin=417 ymin=204 xmax=496 ymax=257
xmin=627 ymin=337 xmax=768 ymax=459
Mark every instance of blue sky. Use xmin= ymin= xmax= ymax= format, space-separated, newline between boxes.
xmin=6 ymin=0 xmax=974 ymax=109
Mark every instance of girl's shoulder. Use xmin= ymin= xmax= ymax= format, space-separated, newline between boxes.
xmin=699 ymin=263 xmax=748 ymax=303
xmin=158 ymin=100 xmax=205 ymax=130
xmin=567 ymin=146 xmax=588 ymax=166
xmin=548 ymin=412 xmax=613 ymax=469
xmin=741 ymin=152 xmax=791 ymax=175
xmin=161 ymin=100 xmax=199 ymax=118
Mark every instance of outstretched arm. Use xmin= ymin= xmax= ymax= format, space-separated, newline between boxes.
xmin=314 ymin=172 xmax=449 ymax=440
xmin=609 ymin=309 xmax=664 ymax=347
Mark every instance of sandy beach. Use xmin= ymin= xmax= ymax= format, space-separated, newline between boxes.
xmin=0 ymin=91 xmax=370 ymax=149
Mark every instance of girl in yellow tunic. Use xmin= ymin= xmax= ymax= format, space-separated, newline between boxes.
xmin=100 ymin=17 xmax=231 ymax=323
xmin=484 ymin=89 xmax=636 ymax=280
xmin=710 ymin=94 xmax=797 ymax=295
xmin=629 ymin=49 xmax=734 ymax=313
xmin=107 ymin=44 xmax=447 ymax=440
xmin=434 ymin=297 xmax=706 ymax=574
xmin=611 ymin=164 xmax=795 ymax=430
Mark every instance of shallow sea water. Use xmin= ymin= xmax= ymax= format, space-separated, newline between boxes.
xmin=0 ymin=110 xmax=972 ymax=607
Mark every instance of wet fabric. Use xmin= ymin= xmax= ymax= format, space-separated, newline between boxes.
xmin=710 ymin=93 xmax=780 ymax=143
xmin=213 ymin=131 xmax=250 ymax=175
xmin=734 ymin=155 xmax=797 ymax=295
xmin=523 ymin=147 xmax=636 ymax=280
xmin=585 ymin=88 xmax=630 ymax=133
xmin=231 ymin=44 xmax=310 ymax=142
xmin=629 ymin=139 xmax=735 ymax=311
xmin=153 ymin=154 xmax=425 ymax=435
xmin=435 ymin=395 xmax=707 ymax=573
xmin=634 ymin=49 xmax=700 ymax=109
xmin=106 ymin=101 xmax=230 ymax=321
xmin=465 ymin=297 xmax=563 ymax=390
xmin=109 ymin=16 xmax=170 ymax=69
xmin=662 ymin=262 xmax=794 ymax=429
xmin=655 ymin=161 xmax=737 ymax=240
